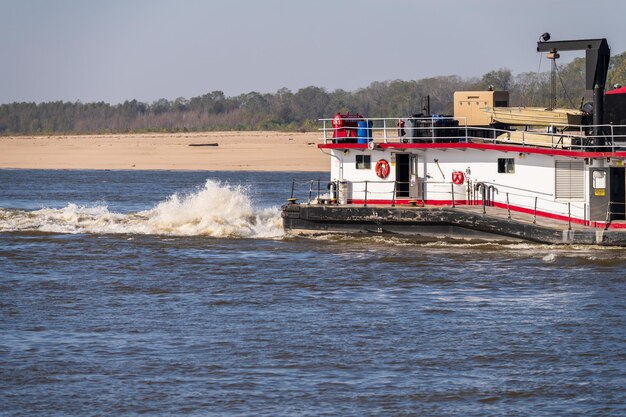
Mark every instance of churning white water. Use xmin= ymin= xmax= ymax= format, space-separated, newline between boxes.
xmin=0 ymin=180 xmax=283 ymax=238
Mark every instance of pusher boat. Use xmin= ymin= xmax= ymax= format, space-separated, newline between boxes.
xmin=282 ymin=36 xmax=626 ymax=245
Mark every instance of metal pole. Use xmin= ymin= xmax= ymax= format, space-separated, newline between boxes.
xmin=383 ymin=119 xmax=387 ymax=143
xmin=290 ymin=179 xmax=295 ymax=199
xmin=550 ymin=57 xmax=557 ymax=110
xmin=611 ymin=124 xmax=615 ymax=152
xmin=533 ymin=197 xmax=537 ymax=224
xmin=605 ymin=200 xmax=611 ymax=230
xmin=308 ymin=180 xmax=313 ymax=205
xmin=392 ymin=181 xmax=396 ymax=207
xmin=451 ymin=183 xmax=455 ymax=208
xmin=506 ymin=192 xmax=511 ymax=219
xmin=317 ymin=178 xmax=321 ymax=203
xmin=568 ymin=202 xmax=572 ymax=231
xmin=431 ymin=117 xmax=435 ymax=143
xmin=481 ymin=185 xmax=486 ymax=214
xmin=364 ymin=181 xmax=368 ymax=207
xmin=593 ymin=83 xmax=605 ymax=148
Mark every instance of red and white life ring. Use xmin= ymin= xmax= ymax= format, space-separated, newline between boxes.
xmin=452 ymin=171 xmax=465 ymax=185
xmin=375 ymin=159 xmax=390 ymax=179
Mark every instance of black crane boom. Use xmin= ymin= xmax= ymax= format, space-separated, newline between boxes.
xmin=537 ymin=38 xmax=610 ymax=145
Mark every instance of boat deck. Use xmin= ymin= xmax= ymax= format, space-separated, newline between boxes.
xmin=282 ymin=203 xmax=626 ymax=246
xmin=449 ymin=204 xmax=588 ymax=231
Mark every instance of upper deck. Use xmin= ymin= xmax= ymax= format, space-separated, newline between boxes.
xmin=318 ymin=116 xmax=626 ymax=159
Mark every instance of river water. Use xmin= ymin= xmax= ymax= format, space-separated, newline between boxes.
xmin=1 ymin=170 xmax=624 ymax=416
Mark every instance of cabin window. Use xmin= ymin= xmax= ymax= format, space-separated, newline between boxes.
xmin=498 ymin=158 xmax=515 ymax=173
xmin=356 ymin=155 xmax=371 ymax=170
xmin=555 ymin=160 xmax=585 ymax=200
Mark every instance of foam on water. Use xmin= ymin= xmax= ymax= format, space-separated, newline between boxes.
xmin=0 ymin=180 xmax=283 ymax=238
xmin=542 ymin=253 xmax=557 ymax=263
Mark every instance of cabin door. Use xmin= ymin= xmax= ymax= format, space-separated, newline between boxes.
xmin=610 ymin=167 xmax=625 ymax=221
xmin=589 ymin=168 xmax=610 ymax=221
xmin=394 ymin=153 xmax=421 ymax=199
xmin=409 ymin=154 xmax=421 ymax=199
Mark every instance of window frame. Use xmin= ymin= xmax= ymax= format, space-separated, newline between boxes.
xmin=356 ymin=154 xmax=371 ymax=170
xmin=497 ymin=158 xmax=515 ymax=174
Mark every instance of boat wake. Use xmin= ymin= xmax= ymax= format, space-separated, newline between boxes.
xmin=0 ymin=180 xmax=284 ymax=238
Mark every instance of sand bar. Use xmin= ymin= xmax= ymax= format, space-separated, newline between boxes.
xmin=0 ymin=131 xmax=328 ymax=172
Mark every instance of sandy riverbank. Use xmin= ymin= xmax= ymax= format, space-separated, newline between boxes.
xmin=0 ymin=131 xmax=329 ymax=171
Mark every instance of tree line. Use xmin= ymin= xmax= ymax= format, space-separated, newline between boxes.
xmin=1 ymin=52 xmax=624 ymax=135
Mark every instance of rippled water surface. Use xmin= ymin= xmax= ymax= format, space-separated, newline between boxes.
xmin=1 ymin=170 xmax=625 ymax=416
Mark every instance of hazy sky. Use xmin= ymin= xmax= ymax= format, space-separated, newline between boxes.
xmin=1 ymin=0 xmax=625 ymax=104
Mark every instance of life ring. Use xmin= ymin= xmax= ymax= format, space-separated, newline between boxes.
xmin=375 ymin=159 xmax=390 ymax=179
xmin=452 ymin=171 xmax=465 ymax=185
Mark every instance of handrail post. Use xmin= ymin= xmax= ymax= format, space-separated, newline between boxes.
xmin=323 ymin=120 xmax=327 ymax=143
xmin=451 ymin=183 xmax=455 ymax=208
xmin=317 ymin=178 xmax=321 ymax=203
xmin=431 ymin=118 xmax=435 ymax=144
xmin=383 ymin=119 xmax=387 ymax=143
xmin=364 ymin=181 xmax=368 ymax=207
xmin=392 ymin=181 xmax=396 ymax=207
xmin=611 ymin=124 xmax=615 ymax=152
xmin=568 ymin=202 xmax=572 ymax=231
xmin=533 ymin=196 xmax=537 ymax=224
xmin=506 ymin=192 xmax=511 ymax=219
xmin=481 ymin=185 xmax=486 ymax=214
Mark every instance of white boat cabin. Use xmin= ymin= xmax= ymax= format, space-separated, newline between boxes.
xmin=319 ymin=88 xmax=626 ymax=229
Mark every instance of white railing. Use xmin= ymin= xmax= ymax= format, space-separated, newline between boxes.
xmin=288 ymin=178 xmax=607 ymax=227
xmin=320 ymin=117 xmax=626 ymax=153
